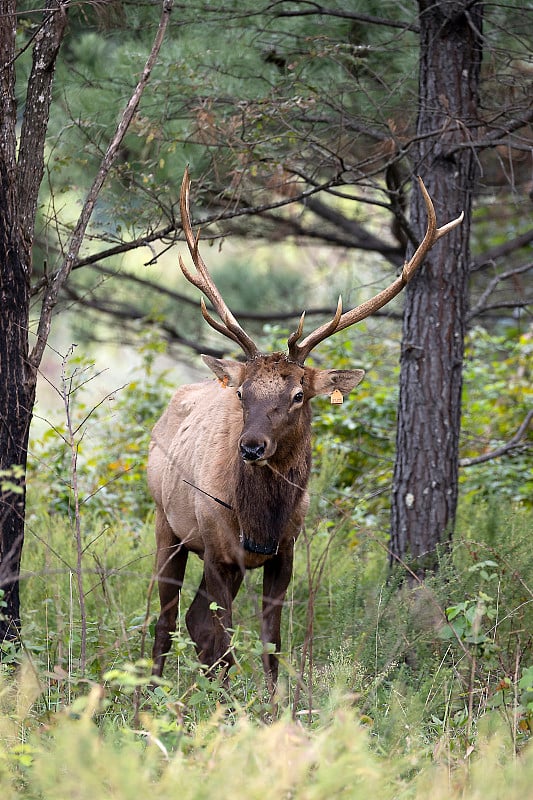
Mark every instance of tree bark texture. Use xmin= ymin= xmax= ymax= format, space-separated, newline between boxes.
xmin=0 ymin=1 xmax=67 ymax=641
xmin=0 ymin=0 xmax=170 ymax=645
xmin=0 ymin=0 xmax=32 ymax=639
xmin=390 ymin=0 xmax=483 ymax=574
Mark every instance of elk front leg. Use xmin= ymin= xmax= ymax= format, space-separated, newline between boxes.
xmin=261 ymin=546 xmax=294 ymax=694
xmin=152 ymin=509 xmax=189 ymax=678
xmin=186 ymin=561 xmax=243 ymax=677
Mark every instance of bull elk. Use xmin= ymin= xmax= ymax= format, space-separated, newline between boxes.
xmin=148 ymin=169 xmax=463 ymax=691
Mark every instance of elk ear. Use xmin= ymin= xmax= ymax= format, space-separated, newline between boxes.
xmin=309 ymin=368 xmax=365 ymax=398
xmin=202 ymin=355 xmax=245 ymax=387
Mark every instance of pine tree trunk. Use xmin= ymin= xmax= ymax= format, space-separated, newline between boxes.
xmin=390 ymin=1 xmax=483 ymax=575
xmin=0 ymin=276 xmax=35 ymax=640
xmin=0 ymin=1 xmax=35 ymax=639
xmin=0 ymin=0 xmax=66 ymax=643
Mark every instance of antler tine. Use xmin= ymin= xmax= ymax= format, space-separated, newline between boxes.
xmin=199 ymin=298 xmax=244 ymax=348
xmin=287 ymin=298 xmax=342 ymax=362
xmin=288 ymin=178 xmax=464 ymax=364
xmin=179 ymin=168 xmax=259 ymax=359
xmin=286 ymin=311 xmax=306 ymax=351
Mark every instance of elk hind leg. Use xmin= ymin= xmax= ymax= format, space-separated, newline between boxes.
xmin=186 ymin=564 xmax=243 ymax=676
xmin=152 ymin=509 xmax=188 ymax=678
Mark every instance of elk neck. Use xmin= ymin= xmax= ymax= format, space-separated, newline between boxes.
xmin=233 ymin=403 xmax=312 ymax=556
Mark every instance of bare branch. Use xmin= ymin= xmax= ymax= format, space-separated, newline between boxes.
xmin=299 ymin=195 xmax=403 ymax=266
xmin=467 ymin=262 xmax=533 ymax=320
xmin=472 ymin=230 xmax=533 ymax=273
xmin=89 ymin=265 xmax=400 ymax=323
xmin=469 ymin=298 xmax=532 ymax=319
xmin=269 ymin=1 xmax=419 ymax=32
xmin=288 ymin=179 xmax=464 ymax=363
xmin=61 ymin=284 xmax=225 ymax=359
xmin=30 ymin=176 xmax=353 ymax=296
xmin=448 ymin=107 xmax=533 ymax=155
xmin=28 ymin=0 xmax=174 ymax=371
xmin=460 ymin=410 xmax=533 ymax=468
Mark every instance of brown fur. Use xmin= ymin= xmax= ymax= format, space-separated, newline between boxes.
xmin=148 ymin=352 xmax=364 ymax=691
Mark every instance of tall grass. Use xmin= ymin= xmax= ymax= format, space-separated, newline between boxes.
xmin=1 ymin=663 xmax=532 ymax=800
xmin=14 ymin=494 xmax=533 ymax=745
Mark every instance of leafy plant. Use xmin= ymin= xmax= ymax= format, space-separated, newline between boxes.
xmin=30 ymin=335 xmax=172 ymax=527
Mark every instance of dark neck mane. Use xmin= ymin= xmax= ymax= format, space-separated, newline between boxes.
xmin=233 ymin=425 xmax=311 ymax=555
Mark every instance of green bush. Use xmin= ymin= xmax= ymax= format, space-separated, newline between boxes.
xmin=460 ymin=326 xmax=532 ymax=503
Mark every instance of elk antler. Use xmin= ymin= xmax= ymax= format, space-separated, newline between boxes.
xmin=179 ymin=168 xmax=260 ymax=359
xmin=287 ymin=178 xmax=464 ymax=364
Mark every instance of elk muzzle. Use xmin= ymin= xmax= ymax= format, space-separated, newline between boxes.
xmin=240 ymin=441 xmax=267 ymax=463
xmin=239 ymin=430 xmax=275 ymax=465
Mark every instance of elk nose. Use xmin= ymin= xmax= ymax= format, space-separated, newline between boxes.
xmin=240 ymin=441 xmax=266 ymax=463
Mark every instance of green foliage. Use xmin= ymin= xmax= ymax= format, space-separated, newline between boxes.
xmin=37 ymin=1 xmax=418 ymax=205
xmin=1 ymin=664 xmax=533 ymax=800
xmin=17 ymin=0 xmax=419 ymax=288
xmin=30 ymin=337 xmax=172 ymax=527
xmin=310 ymin=327 xmax=399 ymax=528
xmin=266 ymin=480 xmax=532 ymax=758
xmin=0 ymin=465 xmax=25 ymax=495
xmin=14 ymin=326 xmax=532 ymax=793
xmin=309 ymin=324 xmax=532 ymax=534
xmin=460 ymin=327 xmax=532 ymax=503
xmin=19 ymin=510 xmax=152 ymax=684
xmin=212 ymin=257 xmax=306 ymax=317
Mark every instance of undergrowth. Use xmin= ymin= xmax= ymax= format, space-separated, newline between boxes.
xmin=1 ymin=658 xmax=532 ymax=800
xmin=8 ymin=498 xmax=532 ymax=762
xmin=0 ymin=330 xmax=530 ymax=796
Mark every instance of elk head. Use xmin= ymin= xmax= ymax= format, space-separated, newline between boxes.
xmin=178 ymin=168 xmax=463 ymax=467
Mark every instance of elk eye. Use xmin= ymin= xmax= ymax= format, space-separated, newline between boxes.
xmin=293 ymin=390 xmax=304 ymax=404
xmin=236 ymin=389 xmax=242 ymax=400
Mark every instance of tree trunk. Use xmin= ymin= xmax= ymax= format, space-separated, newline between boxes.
xmin=0 ymin=0 xmax=67 ymax=643
xmin=0 ymin=0 xmax=171 ymax=647
xmin=0 ymin=0 xmax=34 ymax=639
xmin=0 ymin=282 xmax=35 ymax=640
xmin=390 ymin=0 xmax=483 ymax=575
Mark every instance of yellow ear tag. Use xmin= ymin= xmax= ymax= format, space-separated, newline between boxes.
xmin=219 ymin=376 xmax=229 ymax=389
xmin=330 ymin=389 xmax=344 ymax=405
